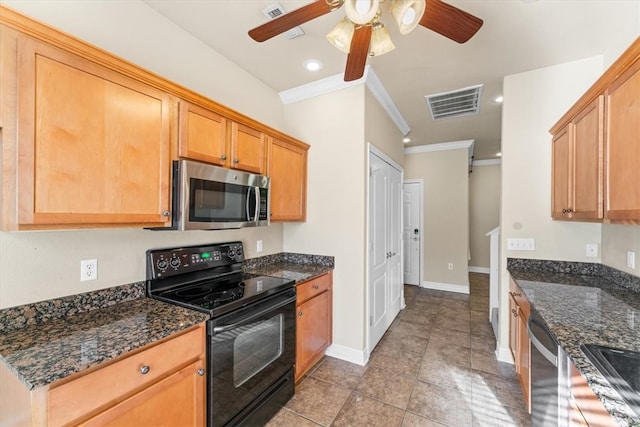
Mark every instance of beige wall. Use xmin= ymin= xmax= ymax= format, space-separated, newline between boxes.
xmin=602 ymin=224 xmax=640 ymax=276
xmin=282 ymin=85 xmax=368 ymax=355
xmin=498 ymin=56 xmax=604 ymax=356
xmin=364 ymin=89 xmax=404 ymax=166
xmin=404 ymin=149 xmax=470 ymax=290
xmin=469 ymin=163 xmax=501 ymax=270
xmin=0 ymin=1 xmax=285 ymax=308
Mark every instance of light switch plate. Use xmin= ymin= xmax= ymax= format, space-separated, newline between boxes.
xmin=506 ymin=238 xmax=536 ymax=251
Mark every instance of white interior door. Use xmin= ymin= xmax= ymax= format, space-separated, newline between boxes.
xmin=368 ymin=147 xmax=403 ymax=353
xmin=369 ymin=153 xmax=389 ymax=351
xmin=403 ymin=181 xmax=422 ymax=286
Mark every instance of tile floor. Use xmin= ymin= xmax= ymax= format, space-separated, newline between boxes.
xmin=267 ymin=273 xmax=531 ymax=427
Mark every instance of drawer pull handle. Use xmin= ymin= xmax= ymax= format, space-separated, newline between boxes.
xmin=140 ymin=365 xmax=150 ymax=375
xmin=298 ymin=311 xmax=303 ymax=317
xmin=313 ymin=285 xmax=319 ymax=290
xmin=197 ymin=368 xmax=205 ymax=376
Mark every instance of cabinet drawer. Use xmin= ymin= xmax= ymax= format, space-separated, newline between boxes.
xmin=297 ymin=274 xmax=331 ymax=305
xmin=48 ymin=325 xmax=204 ymax=426
xmin=509 ymin=279 xmax=530 ymax=319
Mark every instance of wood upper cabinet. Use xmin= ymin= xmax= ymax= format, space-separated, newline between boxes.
xmin=178 ymin=100 xmax=228 ymax=167
xmin=13 ymin=36 xmax=172 ymax=229
xmin=230 ymin=122 xmax=267 ymax=174
xmin=178 ymin=109 xmax=267 ymax=175
xmin=605 ymin=58 xmax=640 ymax=221
xmin=295 ymin=272 xmax=332 ymax=382
xmin=268 ymin=136 xmax=309 ymax=222
xmin=509 ymin=278 xmax=531 ymax=413
xmin=551 ymin=96 xmax=604 ymax=220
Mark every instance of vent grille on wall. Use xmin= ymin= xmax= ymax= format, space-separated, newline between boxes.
xmin=262 ymin=3 xmax=305 ymax=39
xmin=425 ymin=84 xmax=483 ymax=120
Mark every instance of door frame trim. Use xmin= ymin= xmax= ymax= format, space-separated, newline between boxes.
xmin=403 ymin=179 xmax=423 ymax=287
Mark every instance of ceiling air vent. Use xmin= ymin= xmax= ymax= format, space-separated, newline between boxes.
xmin=262 ymin=3 xmax=305 ymax=39
xmin=425 ymin=84 xmax=484 ymax=120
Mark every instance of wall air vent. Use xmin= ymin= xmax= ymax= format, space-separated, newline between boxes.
xmin=425 ymin=84 xmax=484 ymax=120
xmin=262 ymin=3 xmax=305 ymax=39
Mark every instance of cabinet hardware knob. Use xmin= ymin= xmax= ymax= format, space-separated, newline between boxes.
xmin=234 ymin=158 xmax=239 ymax=163
xmin=567 ymin=208 xmax=573 ymax=213
xmin=313 ymin=284 xmax=319 ymax=290
xmin=562 ymin=209 xmax=567 ymax=213
xmin=221 ymin=154 xmax=227 ymax=161
xmin=140 ymin=365 xmax=150 ymax=375
xmin=298 ymin=311 xmax=303 ymax=317
xmin=197 ymin=368 xmax=205 ymax=376
xmin=512 ymin=311 xmax=518 ymax=317
xmin=161 ymin=210 xmax=170 ymax=217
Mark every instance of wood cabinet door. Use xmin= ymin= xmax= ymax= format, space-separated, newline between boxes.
xmin=178 ymin=101 xmax=228 ymax=166
xmin=605 ymin=59 xmax=640 ymax=220
xmin=16 ymin=37 xmax=172 ymax=227
xmin=295 ymin=289 xmax=331 ymax=381
xmin=517 ymin=311 xmax=531 ymax=412
xmin=508 ymin=293 xmax=519 ymax=366
xmin=230 ymin=122 xmax=266 ymax=174
xmin=552 ymin=125 xmax=573 ymax=219
xmin=79 ymin=361 xmax=205 ymax=427
xmin=572 ymin=96 xmax=604 ymax=220
xmin=268 ymin=137 xmax=308 ymax=222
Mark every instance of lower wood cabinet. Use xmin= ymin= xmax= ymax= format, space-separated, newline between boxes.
xmin=509 ymin=278 xmax=531 ymax=413
xmin=295 ymin=272 xmax=333 ymax=382
xmin=0 ymin=324 xmax=206 ymax=427
xmin=568 ymin=360 xmax=616 ymax=427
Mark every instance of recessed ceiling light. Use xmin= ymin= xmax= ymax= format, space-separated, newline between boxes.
xmin=403 ymin=137 xmax=411 ymax=143
xmin=494 ymin=96 xmax=504 ymax=103
xmin=496 ymin=152 xmax=502 ymax=157
xmin=303 ymin=59 xmax=324 ymax=72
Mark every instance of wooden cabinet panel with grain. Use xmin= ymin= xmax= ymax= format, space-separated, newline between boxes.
xmin=230 ymin=122 xmax=266 ymax=174
xmin=509 ymin=278 xmax=531 ymax=413
xmin=178 ymin=100 xmax=228 ymax=166
xmin=268 ymin=136 xmax=309 ymax=222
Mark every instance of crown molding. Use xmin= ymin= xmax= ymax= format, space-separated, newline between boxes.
xmin=278 ymin=65 xmax=410 ymax=136
xmin=473 ymin=159 xmax=502 ymax=166
xmin=404 ymin=140 xmax=475 ymax=158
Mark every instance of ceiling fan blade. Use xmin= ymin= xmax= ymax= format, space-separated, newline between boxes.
xmin=249 ymin=1 xmax=333 ymax=42
xmin=419 ymin=0 xmax=483 ymax=43
xmin=344 ymin=25 xmax=372 ymax=81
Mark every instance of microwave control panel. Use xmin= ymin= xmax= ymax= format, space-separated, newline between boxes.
xmin=147 ymin=241 xmax=245 ymax=279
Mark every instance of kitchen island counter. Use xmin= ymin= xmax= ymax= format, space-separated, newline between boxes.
xmin=508 ymin=259 xmax=640 ymax=426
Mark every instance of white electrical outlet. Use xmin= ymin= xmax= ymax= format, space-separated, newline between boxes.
xmin=257 ymin=240 xmax=263 ymax=253
xmin=586 ymin=244 xmax=598 ymax=258
xmin=81 ymin=259 xmax=98 ymax=281
xmin=448 ymin=263 xmax=454 ymax=271
xmin=628 ymin=251 xmax=636 ymax=270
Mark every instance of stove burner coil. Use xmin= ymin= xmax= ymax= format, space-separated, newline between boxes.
xmin=174 ymin=285 xmax=213 ymax=298
xmin=204 ymin=288 xmax=244 ymax=305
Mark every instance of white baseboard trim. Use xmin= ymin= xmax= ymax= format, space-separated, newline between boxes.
xmin=496 ymin=346 xmax=514 ymax=364
xmin=324 ymin=344 xmax=369 ymax=366
xmin=468 ymin=266 xmax=490 ymax=274
xmin=421 ymin=281 xmax=469 ymax=294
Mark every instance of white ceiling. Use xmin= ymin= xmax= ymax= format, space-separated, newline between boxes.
xmin=143 ymin=0 xmax=639 ymax=160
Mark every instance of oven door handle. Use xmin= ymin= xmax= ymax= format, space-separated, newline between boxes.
xmin=211 ymin=294 xmax=296 ymax=335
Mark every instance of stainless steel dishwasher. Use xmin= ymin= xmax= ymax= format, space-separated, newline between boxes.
xmin=528 ymin=312 xmax=560 ymax=426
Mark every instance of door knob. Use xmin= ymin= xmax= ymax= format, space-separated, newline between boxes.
xmin=414 ymin=229 xmax=419 ymax=234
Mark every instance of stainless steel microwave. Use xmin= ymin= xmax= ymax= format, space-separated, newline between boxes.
xmin=168 ymin=160 xmax=270 ymax=231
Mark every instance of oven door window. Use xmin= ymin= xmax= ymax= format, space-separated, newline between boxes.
xmin=233 ymin=313 xmax=283 ymax=387
xmin=189 ymin=178 xmax=251 ymax=222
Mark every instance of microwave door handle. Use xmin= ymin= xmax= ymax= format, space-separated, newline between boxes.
xmin=254 ymin=186 xmax=260 ymax=222
xmin=246 ymin=187 xmax=252 ymax=221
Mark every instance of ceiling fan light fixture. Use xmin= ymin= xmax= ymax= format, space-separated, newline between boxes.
xmin=344 ymin=0 xmax=380 ymax=25
xmin=390 ymin=0 xmax=426 ymax=34
xmin=326 ymin=17 xmax=355 ymax=53
xmin=369 ymin=21 xmax=395 ymax=56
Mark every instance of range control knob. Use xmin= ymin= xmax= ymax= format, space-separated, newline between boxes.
xmin=156 ymin=258 xmax=168 ymax=271
xmin=169 ymin=256 xmax=181 ymax=269
xmin=228 ymin=249 xmax=236 ymax=259
xmin=236 ymin=248 xmax=243 ymax=258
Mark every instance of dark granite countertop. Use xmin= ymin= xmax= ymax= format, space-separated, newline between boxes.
xmin=243 ymin=252 xmax=334 ymax=284
xmin=0 ymin=286 xmax=207 ymax=390
xmin=508 ymin=260 xmax=640 ymax=427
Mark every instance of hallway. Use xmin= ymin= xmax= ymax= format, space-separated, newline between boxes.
xmin=267 ymin=273 xmax=530 ymax=426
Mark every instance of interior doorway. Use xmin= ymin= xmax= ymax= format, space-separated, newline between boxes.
xmin=367 ymin=145 xmax=403 ymax=354
xmin=403 ymin=180 xmax=422 ymax=286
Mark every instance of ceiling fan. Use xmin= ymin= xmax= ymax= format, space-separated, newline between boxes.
xmin=248 ymin=0 xmax=483 ymax=81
